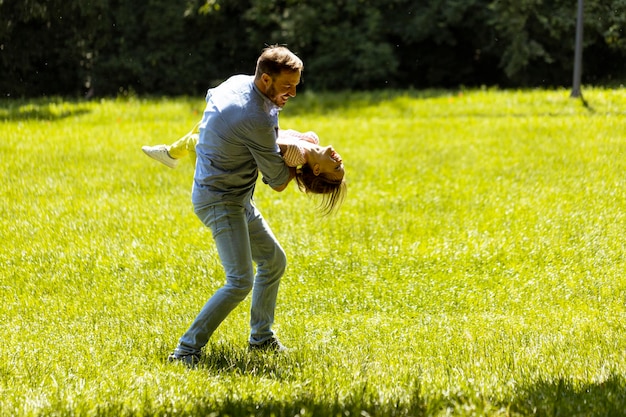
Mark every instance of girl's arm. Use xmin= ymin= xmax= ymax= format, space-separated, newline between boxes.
xmin=278 ymin=129 xmax=319 ymax=144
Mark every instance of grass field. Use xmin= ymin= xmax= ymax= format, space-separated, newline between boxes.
xmin=1 ymin=87 xmax=625 ymax=416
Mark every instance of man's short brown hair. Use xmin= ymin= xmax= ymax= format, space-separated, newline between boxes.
xmin=255 ymin=45 xmax=303 ymax=79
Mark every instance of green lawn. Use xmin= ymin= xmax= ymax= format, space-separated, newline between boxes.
xmin=1 ymin=87 xmax=625 ymax=416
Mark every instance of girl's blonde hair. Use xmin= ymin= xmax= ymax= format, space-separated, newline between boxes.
xmin=295 ymin=165 xmax=347 ymax=215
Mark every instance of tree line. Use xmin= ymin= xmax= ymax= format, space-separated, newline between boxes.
xmin=1 ymin=0 xmax=624 ymax=98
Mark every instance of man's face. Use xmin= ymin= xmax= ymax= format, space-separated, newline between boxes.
xmin=264 ymin=70 xmax=301 ymax=108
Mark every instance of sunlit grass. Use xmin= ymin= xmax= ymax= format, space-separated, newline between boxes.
xmin=1 ymin=87 xmax=625 ymax=416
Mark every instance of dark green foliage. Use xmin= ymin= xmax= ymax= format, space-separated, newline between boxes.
xmin=0 ymin=0 xmax=110 ymax=96
xmin=387 ymin=0 xmax=503 ymax=87
xmin=1 ymin=0 xmax=624 ymax=97
xmin=260 ymin=0 xmax=400 ymax=90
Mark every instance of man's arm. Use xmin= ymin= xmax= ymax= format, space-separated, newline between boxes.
xmin=272 ymin=166 xmax=297 ymax=192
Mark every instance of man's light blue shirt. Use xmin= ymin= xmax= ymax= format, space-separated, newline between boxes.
xmin=192 ymin=75 xmax=290 ymax=208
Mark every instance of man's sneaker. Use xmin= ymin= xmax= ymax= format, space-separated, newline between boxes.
xmin=142 ymin=145 xmax=178 ymax=169
xmin=167 ymin=352 xmax=202 ymax=368
xmin=248 ymin=336 xmax=288 ymax=353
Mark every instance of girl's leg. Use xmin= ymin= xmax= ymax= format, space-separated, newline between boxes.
xmin=168 ymin=132 xmax=198 ymax=164
xmin=142 ymin=124 xmax=198 ymax=169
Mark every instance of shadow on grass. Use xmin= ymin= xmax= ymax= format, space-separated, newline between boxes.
xmin=0 ymin=98 xmax=92 ymax=121
xmin=508 ymin=374 xmax=626 ymax=417
xmin=173 ymin=355 xmax=626 ymax=417
xmin=162 ymin=393 xmax=427 ymax=417
xmin=54 ymin=374 xmax=626 ymax=417
xmin=282 ymin=89 xmax=600 ymax=119
xmin=197 ymin=343 xmax=298 ymax=380
xmin=176 ymin=343 xmax=427 ymax=416
xmin=282 ymin=89 xmax=452 ymax=117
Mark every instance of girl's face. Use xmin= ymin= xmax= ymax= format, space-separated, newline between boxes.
xmin=309 ymin=145 xmax=344 ymax=181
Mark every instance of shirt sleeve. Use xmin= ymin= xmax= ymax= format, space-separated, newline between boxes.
xmin=247 ymin=122 xmax=291 ymax=189
xmin=283 ymin=143 xmax=306 ymax=167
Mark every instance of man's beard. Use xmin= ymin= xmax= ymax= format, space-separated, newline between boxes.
xmin=266 ymin=84 xmax=286 ymax=107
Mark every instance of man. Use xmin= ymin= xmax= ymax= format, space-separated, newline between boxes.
xmin=167 ymin=45 xmax=303 ymax=366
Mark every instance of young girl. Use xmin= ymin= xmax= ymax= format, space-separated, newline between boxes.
xmin=142 ymin=125 xmax=346 ymax=214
